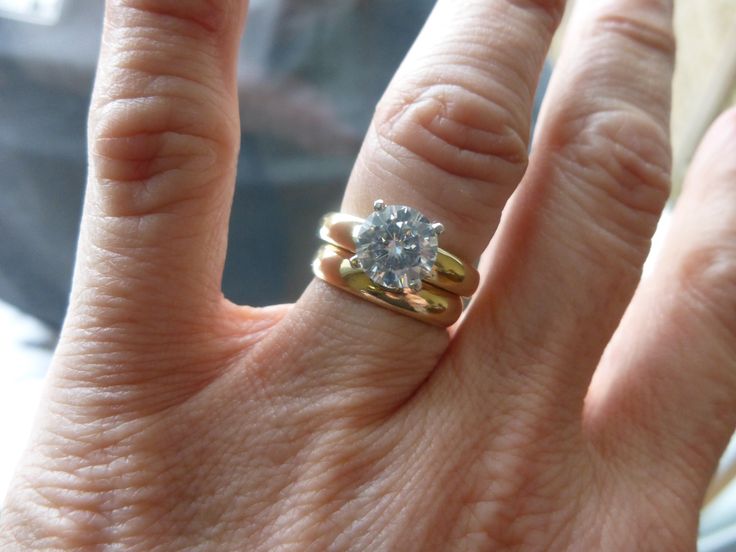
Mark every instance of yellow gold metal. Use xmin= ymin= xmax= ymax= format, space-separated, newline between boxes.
xmin=318 ymin=212 xmax=479 ymax=297
xmin=312 ymin=244 xmax=463 ymax=327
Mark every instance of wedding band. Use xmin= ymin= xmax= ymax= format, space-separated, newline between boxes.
xmin=311 ymin=200 xmax=478 ymax=327
xmin=312 ymin=244 xmax=464 ymax=327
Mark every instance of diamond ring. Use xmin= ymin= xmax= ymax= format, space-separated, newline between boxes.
xmin=312 ymin=200 xmax=479 ymax=326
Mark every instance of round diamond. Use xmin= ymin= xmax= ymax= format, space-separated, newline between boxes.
xmin=354 ymin=204 xmax=439 ymax=291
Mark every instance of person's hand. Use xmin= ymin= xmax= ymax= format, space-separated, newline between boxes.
xmin=2 ymin=0 xmax=735 ymax=549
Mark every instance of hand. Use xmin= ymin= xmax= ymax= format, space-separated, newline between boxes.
xmin=2 ymin=0 xmax=735 ymax=550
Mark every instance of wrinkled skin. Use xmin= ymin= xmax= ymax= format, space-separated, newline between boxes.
xmin=2 ymin=0 xmax=736 ymax=550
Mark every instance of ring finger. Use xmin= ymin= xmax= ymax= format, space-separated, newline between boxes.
xmin=266 ymin=0 xmax=565 ymax=404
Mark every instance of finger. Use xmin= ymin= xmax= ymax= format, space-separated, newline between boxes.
xmin=274 ymin=0 xmax=565 ymax=400
xmin=340 ymin=0 xmax=564 ymax=262
xmin=589 ymin=109 xmax=736 ymax=496
xmin=455 ymin=0 xmax=675 ymax=416
xmin=74 ymin=0 xmax=246 ymax=325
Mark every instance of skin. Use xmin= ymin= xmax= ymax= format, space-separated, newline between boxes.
xmin=1 ymin=0 xmax=735 ymax=550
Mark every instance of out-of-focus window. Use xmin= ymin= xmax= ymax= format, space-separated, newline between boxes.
xmin=0 ymin=0 xmax=63 ymax=25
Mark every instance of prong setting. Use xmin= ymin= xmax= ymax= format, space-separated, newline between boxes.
xmin=354 ymin=203 xmax=439 ymax=292
xmin=431 ymin=222 xmax=445 ymax=235
xmin=349 ymin=255 xmax=361 ymax=269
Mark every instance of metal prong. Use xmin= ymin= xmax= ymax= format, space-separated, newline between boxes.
xmin=408 ymin=281 xmax=422 ymax=292
xmin=431 ymin=222 xmax=445 ymax=235
xmin=349 ymin=255 xmax=361 ymax=269
xmin=373 ymin=199 xmax=386 ymax=211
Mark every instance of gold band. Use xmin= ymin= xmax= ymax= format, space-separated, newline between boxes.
xmin=312 ymin=244 xmax=464 ymax=327
xmin=318 ymin=212 xmax=479 ymax=297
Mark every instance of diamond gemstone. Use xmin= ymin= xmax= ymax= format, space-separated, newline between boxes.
xmin=354 ymin=204 xmax=439 ymax=291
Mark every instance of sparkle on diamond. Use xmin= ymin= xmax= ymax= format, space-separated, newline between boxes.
xmin=354 ymin=204 xmax=439 ymax=291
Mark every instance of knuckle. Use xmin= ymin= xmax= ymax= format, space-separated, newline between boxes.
xmin=677 ymin=243 xmax=736 ymax=339
xmin=111 ymin=0 xmax=233 ymax=38
xmin=554 ymin=108 xmax=671 ymax=223
xmin=89 ymin=94 xmax=238 ymax=218
xmin=375 ymin=83 xmax=529 ymax=184
xmin=591 ymin=2 xmax=676 ymax=59
xmin=371 ymin=83 xmax=528 ymax=231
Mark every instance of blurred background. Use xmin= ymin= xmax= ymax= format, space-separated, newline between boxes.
xmin=0 ymin=1 xmax=734 ymax=549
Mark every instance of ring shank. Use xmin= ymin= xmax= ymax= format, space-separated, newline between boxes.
xmin=312 ymin=244 xmax=464 ymax=327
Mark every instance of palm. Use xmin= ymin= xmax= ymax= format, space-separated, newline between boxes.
xmin=2 ymin=0 xmax=736 ymax=551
